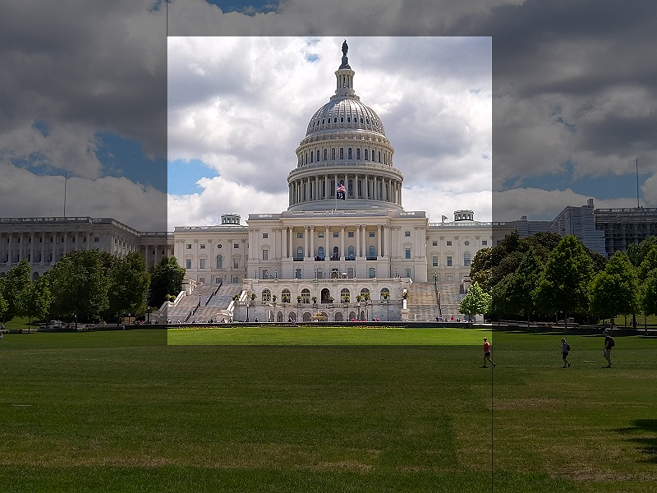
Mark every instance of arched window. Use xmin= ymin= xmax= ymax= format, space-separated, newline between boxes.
xmin=356 ymin=148 xmax=361 ymax=160
xmin=341 ymin=288 xmax=350 ymax=303
xmin=365 ymin=149 xmax=369 ymax=161
xmin=347 ymin=245 xmax=355 ymax=259
xmin=348 ymin=148 xmax=353 ymax=159
xmin=331 ymin=148 xmax=336 ymax=160
xmin=378 ymin=151 xmax=381 ymax=163
xmin=360 ymin=288 xmax=370 ymax=300
xmin=323 ymin=149 xmax=327 ymax=160
xmin=310 ymin=151 xmax=313 ymax=163
xmin=380 ymin=288 xmax=390 ymax=300
xmin=296 ymin=246 xmax=303 ymax=260
xmin=318 ymin=246 xmax=325 ymax=259
xmin=316 ymin=150 xmax=320 ymax=162
xmin=332 ymin=246 xmax=339 ymax=260
xmin=348 ymin=179 xmax=353 ymax=198
xmin=464 ymin=251 xmax=471 ymax=267
xmin=369 ymin=245 xmax=376 ymax=259
xmin=216 ymin=255 xmax=223 ymax=269
xmin=262 ymin=289 xmax=271 ymax=302
xmin=282 ymin=289 xmax=291 ymax=303
xmin=340 ymin=148 xmax=344 ymax=159
xmin=301 ymin=289 xmax=311 ymax=304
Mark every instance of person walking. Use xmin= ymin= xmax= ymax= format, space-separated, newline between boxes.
xmin=603 ymin=333 xmax=615 ymax=367
xmin=560 ymin=338 xmax=571 ymax=368
xmin=481 ymin=337 xmax=496 ymax=368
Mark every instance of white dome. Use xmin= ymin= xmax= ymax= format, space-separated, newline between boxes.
xmin=305 ymin=97 xmax=386 ymax=137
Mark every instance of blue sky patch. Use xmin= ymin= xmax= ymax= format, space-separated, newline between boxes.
xmin=95 ymin=132 xmax=167 ymax=192
xmin=306 ymin=53 xmax=319 ymax=62
xmin=168 ymin=159 xmax=218 ymax=195
xmin=33 ymin=121 xmax=49 ymax=137
xmin=205 ymin=0 xmax=278 ymax=15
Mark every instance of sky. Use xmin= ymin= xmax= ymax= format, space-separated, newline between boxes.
xmin=2 ymin=0 xmax=656 ymax=233
xmin=167 ymin=36 xmax=492 ymax=230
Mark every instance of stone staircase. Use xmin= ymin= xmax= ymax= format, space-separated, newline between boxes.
xmin=406 ymin=282 xmax=465 ymax=321
xmin=166 ymin=284 xmax=243 ymax=323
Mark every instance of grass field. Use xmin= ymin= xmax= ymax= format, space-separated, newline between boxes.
xmin=1 ymin=327 xmax=656 ymax=492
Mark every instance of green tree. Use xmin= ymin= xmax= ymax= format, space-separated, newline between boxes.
xmin=534 ymin=235 xmax=593 ymax=328
xmin=637 ymin=245 xmax=657 ymax=282
xmin=107 ymin=252 xmax=150 ymax=326
xmin=0 ymin=292 xmax=8 ymax=323
xmin=490 ymin=273 xmax=512 ymax=319
xmin=641 ymin=271 xmax=657 ymax=316
xmin=18 ymin=277 xmax=52 ymax=332
xmin=505 ymin=249 xmax=543 ymax=326
xmin=627 ymin=235 xmax=657 ymax=267
xmin=469 ymin=247 xmax=492 ymax=292
xmin=149 ymin=257 xmax=185 ymax=307
xmin=589 ymin=251 xmax=639 ymax=323
xmin=0 ymin=259 xmax=32 ymax=322
xmin=459 ymin=281 xmax=491 ymax=321
xmin=45 ymin=250 xmax=110 ymax=327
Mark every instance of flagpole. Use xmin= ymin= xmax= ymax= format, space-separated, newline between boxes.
xmin=63 ymin=171 xmax=68 ymax=217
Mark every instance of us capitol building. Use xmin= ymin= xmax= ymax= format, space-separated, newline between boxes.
xmin=0 ymin=43 xmax=497 ymax=322
xmin=171 ymin=43 xmax=495 ymax=322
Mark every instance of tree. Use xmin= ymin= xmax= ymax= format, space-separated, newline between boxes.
xmin=534 ymin=235 xmax=593 ymax=328
xmin=107 ymin=252 xmax=150 ymax=325
xmin=505 ymin=248 xmax=543 ymax=326
xmin=45 ymin=250 xmax=110 ymax=327
xmin=637 ymin=245 xmax=657 ymax=282
xmin=0 ymin=259 xmax=32 ymax=322
xmin=148 ymin=257 xmax=185 ymax=307
xmin=627 ymin=235 xmax=657 ymax=267
xmin=589 ymin=251 xmax=639 ymax=323
xmin=18 ymin=277 xmax=52 ymax=332
xmin=459 ymin=281 xmax=491 ymax=321
xmin=641 ymin=271 xmax=657 ymax=316
xmin=0 ymin=292 xmax=8 ymax=323
xmin=469 ymin=247 xmax=492 ymax=292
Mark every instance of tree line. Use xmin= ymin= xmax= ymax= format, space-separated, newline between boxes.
xmin=0 ymin=252 xmax=185 ymax=328
xmin=460 ymin=232 xmax=657 ymax=326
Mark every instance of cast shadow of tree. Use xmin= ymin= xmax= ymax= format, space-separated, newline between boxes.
xmin=615 ymin=419 xmax=657 ymax=463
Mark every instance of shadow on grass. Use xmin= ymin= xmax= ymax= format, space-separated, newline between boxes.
xmin=615 ymin=419 xmax=657 ymax=463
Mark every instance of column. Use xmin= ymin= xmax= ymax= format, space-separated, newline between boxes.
xmin=41 ymin=232 xmax=46 ymax=265
xmin=377 ymin=225 xmax=382 ymax=257
xmin=340 ymin=226 xmax=345 ymax=259
xmin=356 ymin=225 xmax=361 ymax=258
xmin=310 ymin=226 xmax=315 ymax=258
xmin=325 ymin=226 xmax=329 ymax=257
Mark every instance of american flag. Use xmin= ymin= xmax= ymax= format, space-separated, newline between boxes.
xmin=336 ymin=182 xmax=346 ymax=199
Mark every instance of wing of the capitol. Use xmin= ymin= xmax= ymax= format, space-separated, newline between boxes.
xmin=3 ymin=44 xmax=654 ymax=323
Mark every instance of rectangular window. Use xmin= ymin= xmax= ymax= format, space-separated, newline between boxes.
xmin=199 ymin=277 xmax=205 ymax=283
xmin=447 ymin=274 xmax=454 ymax=281
xmin=368 ymin=268 xmax=376 ymax=278
xmin=369 ymin=232 xmax=375 ymax=237
xmin=262 ymin=249 xmax=268 ymax=261
xmin=446 ymin=240 xmax=452 ymax=246
xmin=406 ymin=268 xmax=412 ymax=278
xmin=432 ymin=240 xmax=437 ymax=246
xmin=263 ymin=232 xmax=269 ymax=238
xmin=94 ymin=237 xmax=99 ymax=243
xmin=232 ymin=276 xmax=239 ymax=284
xmin=297 ymin=232 xmax=303 ymax=238
xmin=186 ymin=244 xmax=192 ymax=249
xmin=233 ymin=258 xmax=239 ymax=268
xmin=185 ymin=259 xmax=192 ymax=269
xmin=233 ymin=243 xmax=239 ymax=248
xmin=482 ymin=240 xmax=488 ymax=246
xmin=200 ymin=244 xmax=206 ymax=249
xmin=318 ymin=232 xmax=324 ymax=238
xmin=199 ymin=259 xmax=206 ymax=269
xmin=295 ymin=269 xmax=301 ymax=279
xmin=404 ymin=231 xmax=411 ymax=237
xmin=405 ymin=248 xmax=411 ymax=259
xmin=446 ymin=256 xmax=453 ymax=266
xmin=333 ymin=232 xmax=339 ymax=238
xmin=432 ymin=256 xmax=438 ymax=267
xmin=348 ymin=232 xmax=354 ymax=237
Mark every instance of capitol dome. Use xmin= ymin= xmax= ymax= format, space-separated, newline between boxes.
xmin=287 ymin=41 xmax=404 ymax=212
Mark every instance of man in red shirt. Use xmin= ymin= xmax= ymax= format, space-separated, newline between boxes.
xmin=482 ymin=337 xmax=496 ymax=368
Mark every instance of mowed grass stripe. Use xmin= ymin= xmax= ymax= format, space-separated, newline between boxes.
xmin=167 ymin=326 xmax=489 ymax=345
xmin=1 ymin=329 xmax=656 ymax=491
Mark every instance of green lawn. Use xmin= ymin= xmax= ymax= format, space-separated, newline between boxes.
xmin=0 ymin=328 xmax=655 ymax=492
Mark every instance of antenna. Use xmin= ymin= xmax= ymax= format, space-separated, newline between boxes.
xmin=64 ymin=172 xmax=68 ymax=217
xmin=636 ymin=157 xmax=639 ymax=208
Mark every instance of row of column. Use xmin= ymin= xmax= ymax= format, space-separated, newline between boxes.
xmin=289 ymin=174 xmax=402 ymax=206
xmin=0 ymin=231 xmax=92 ymax=265
xmin=280 ymin=225 xmax=391 ymax=260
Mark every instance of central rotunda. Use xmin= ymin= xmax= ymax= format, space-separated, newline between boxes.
xmin=287 ymin=42 xmax=404 ymax=212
